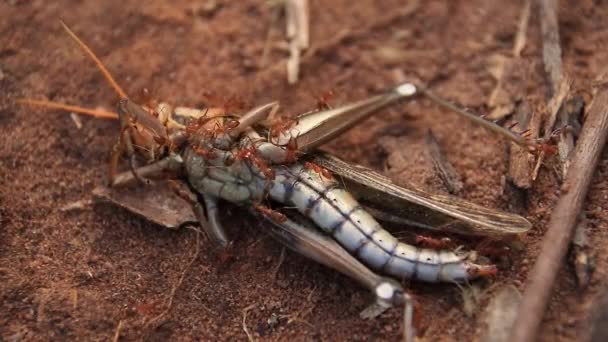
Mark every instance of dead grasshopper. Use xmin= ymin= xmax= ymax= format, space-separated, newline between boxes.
xmin=19 ymin=21 xmax=532 ymax=340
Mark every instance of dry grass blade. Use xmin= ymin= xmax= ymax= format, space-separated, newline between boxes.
xmin=513 ymin=0 xmax=531 ymax=58
xmin=259 ymin=0 xmax=420 ymax=81
xmin=285 ymin=0 xmax=309 ymax=84
xmin=509 ymin=80 xmax=608 ymax=342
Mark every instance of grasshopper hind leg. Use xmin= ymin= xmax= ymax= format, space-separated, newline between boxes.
xmin=253 ymin=208 xmax=413 ymax=319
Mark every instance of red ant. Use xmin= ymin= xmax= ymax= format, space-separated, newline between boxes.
xmin=254 ymin=204 xmax=288 ymax=223
xmin=267 ymin=118 xmax=300 ymax=164
xmin=316 ymin=89 xmax=335 ymax=110
xmin=304 ymin=161 xmax=333 ymax=180
xmin=269 ymin=118 xmax=297 ymax=139
xmin=193 ymin=146 xmax=218 ymax=160
xmin=414 ymin=235 xmax=454 ymax=249
xmin=234 ymin=146 xmax=275 ymax=180
xmin=283 ymin=137 xmax=299 ymax=164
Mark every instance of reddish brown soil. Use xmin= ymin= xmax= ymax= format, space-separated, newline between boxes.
xmin=2 ymin=1 xmax=608 ymax=341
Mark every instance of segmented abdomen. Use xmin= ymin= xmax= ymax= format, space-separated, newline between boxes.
xmin=269 ymin=164 xmax=484 ymax=283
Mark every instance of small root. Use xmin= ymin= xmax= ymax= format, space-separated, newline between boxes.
xmin=112 ymin=320 xmax=124 ymax=342
xmin=242 ymin=303 xmax=257 ymax=342
xmin=144 ymin=227 xmax=201 ymax=329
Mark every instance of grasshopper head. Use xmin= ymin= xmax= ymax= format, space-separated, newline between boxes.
xmin=117 ymin=98 xmax=172 ymax=162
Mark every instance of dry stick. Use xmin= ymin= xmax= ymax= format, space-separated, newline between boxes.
xmin=285 ymin=0 xmax=309 ymax=84
xmin=538 ymin=0 xmax=562 ymax=98
xmin=508 ymin=102 xmax=534 ymax=189
xmin=532 ymin=0 xmax=565 ymax=181
xmin=506 ymin=0 xmax=534 ymax=189
xmin=112 ymin=320 xmax=124 ymax=342
xmin=557 ymin=97 xmax=592 ymax=288
xmin=259 ymin=0 xmax=419 ymax=80
xmin=509 ymin=83 xmax=608 ymax=342
xmin=513 ymin=0 xmax=531 ymax=58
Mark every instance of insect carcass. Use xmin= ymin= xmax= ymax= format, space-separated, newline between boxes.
xmin=20 ymin=22 xmax=532 ymax=331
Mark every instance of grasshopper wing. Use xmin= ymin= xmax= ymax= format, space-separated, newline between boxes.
xmin=305 ymin=151 xmax=531 ymax=238
xmin=270 ymin=83 xmax=418 ymax=152
xmin=93 ymin=184 xmax=197 ymax=229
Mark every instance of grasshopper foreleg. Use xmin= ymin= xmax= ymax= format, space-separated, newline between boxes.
xmin=201 ymin=194 xmax=230 ymax=248
xmin=168 ymin=180 xmax=231 ymax=248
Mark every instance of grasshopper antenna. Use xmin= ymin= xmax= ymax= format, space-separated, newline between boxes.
xmin=16 ymin=99 xmax=119 ymax=120
xmin=421 ymin=87 xmax=530 ymax=147
xmin=18 ymin=20 xmax=129 ymax=115
xmin=59 ymin=20 xmax=128 ymax=99
xmin=60 ymin=20 xmax=148 ymax=184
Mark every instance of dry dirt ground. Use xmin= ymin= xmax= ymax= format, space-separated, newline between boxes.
xmin=2 ymin=0 xmax=608 ymax=341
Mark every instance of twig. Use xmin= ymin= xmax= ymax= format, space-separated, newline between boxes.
xmin=71 ymin=289 xmax=78 ymax=310
xmin=425 ymin=129 xmax=463 ymax=194
xmin=509 ymin=80 xmax=608 ymax=342
xmin=294 ymin=0 xmax=309 ymax=49
xmin=513 ymin=0 xmax=531 ymax=58
xmin=113 ymin=320 xmax=124 ymax=342
xmin=531 ymin=0 xmax=567 ymax=182
xmin=557 ymin=96 xmax=593 ymax=286
xmin=557 ymin=96 xmax=584 ymax=177
xmin=70 ymin=112 xmax=83 ymax=129
xmin=271 ymin=246 xmax=286 ymax=279
xmin=242 ymin=303 xmax=257 ymax=342
xmin=259 ymin=0 xmax=419 ymax=81
xmin=538 ymin=0 xmax=562 ymax=97
xmin=507 ymin=102 xmax=533 ymax=189
xmin=555 ymin=96 xmax=592 ymax=288
xmin=285 ymin=0 xmax=309 ymax=84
